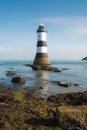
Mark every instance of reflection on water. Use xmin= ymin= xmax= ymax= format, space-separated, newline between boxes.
xmin=35 ymin=70 xmax=49 ymax=98
xmin=0 ymin=60 xmax=87 ymax=98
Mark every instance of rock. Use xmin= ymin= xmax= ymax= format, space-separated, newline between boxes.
xmin=40 ymin=66 xmax=49 ymax=70
xmin=62 ymin=68 xmax=70 ymax=70
xmin=1 ymin=79 xmax=4 ymax=80
xmin=48 ymin=67 xmax=61 ymax=72
xmin=0 ymin=84 xmax=13 ymax=103
xmin=11 ymin=76 xmax=25 ymax=84
xmin=74 ymin=83 xmax=79 ymax=86
xmin=58 ymin=82 xmax=72 ymax=87
xmin=47 ymin=91 xmax=87 ymax=106
xmin=82 ymin=57 xmax=87 ymax=60
xmin=9 ymin=67 xmax=14 ymax=69
xmin=25 ymin=64 xmax=62 ymax=72
xmin=32 ymin=65 xmax=41 ymax=70
xmin=43 ymin=79 xmax=77 ymax=88
xmin=51 ymin=107 xmax=60 ymax=125
xmin=6 ymin=71 xmax=16 ymax=77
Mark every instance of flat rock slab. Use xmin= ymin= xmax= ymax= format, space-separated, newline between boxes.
xmin=25 ymin=64 xmax=62 ymax=72
xmin=42 ymin=79 xmax=79 ymax=88
xmin=6 ymin=71 xmax=16 ymax=77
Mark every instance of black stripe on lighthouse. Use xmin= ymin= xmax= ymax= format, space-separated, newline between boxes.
xmin=35 ymin=53 xmax=48 ymax=58
xmin=37 ymin=41 xmax=47 ymax=47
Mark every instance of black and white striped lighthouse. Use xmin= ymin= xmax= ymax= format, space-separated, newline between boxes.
xmin=33 ymin=23 xmax=50 ymax=65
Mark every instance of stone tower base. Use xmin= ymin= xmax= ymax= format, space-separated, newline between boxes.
xmin=33 ymin=57 xmax=50 ymax=66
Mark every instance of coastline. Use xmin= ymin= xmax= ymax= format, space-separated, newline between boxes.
xmin=0 ymin=84 xmax=87 ymax=130
xmin=0 ymin=60 xmax=87 ymax=98
xmin=0 ymin=60 xmax=87 ymax=129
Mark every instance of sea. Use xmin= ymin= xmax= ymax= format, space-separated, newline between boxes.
xmin=0 ymin=60 xmax=87 ymax=98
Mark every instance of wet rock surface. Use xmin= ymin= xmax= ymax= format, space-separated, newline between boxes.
xmin=43 ymin=79 xmax=79 ymax=88
xmin=82 ymin=57 xmax=87 ymax=60
xmin=25 ymin=64 xmax=62 ymax=72
xmin=0 ymin=84 xmax=13 ymax=103
xmin=0 ymin=85 xmax=87 ymax=130
xmin=11 ymin=76 xmax=25 ymax=84
xmin=55 ymin=81 xmax=72 ymax=87
xmin=47 ymin=91 xmax=87 ymax=106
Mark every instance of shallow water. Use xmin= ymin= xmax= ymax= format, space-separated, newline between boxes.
xmin=0 ymin=60 xmax=87 ymax=98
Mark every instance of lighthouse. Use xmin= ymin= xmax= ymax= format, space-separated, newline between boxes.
xmin=33 ymin=23 xmax=50 ymax=66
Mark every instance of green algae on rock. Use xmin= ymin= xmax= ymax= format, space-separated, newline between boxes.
xmin=0 ymin=85 xmax=87 ymax=130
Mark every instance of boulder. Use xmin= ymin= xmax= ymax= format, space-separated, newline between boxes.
xmin=11 ymin=76 xmax=25 ymax=84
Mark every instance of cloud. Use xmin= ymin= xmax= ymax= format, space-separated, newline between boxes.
xmin=0 ymin=46 xmax=33 ymax=52
xmin=0 ymin=47 xmax=13 ymax=51
xmin=36 ymin=17 xmax=87 ymax=25
xmin=74 ymin=27 xmax=87 ymax=36
xmin=0 ymin=47 xmax=35 ymax=60
xmin=35 ymin=17 xmax=87 ymax=36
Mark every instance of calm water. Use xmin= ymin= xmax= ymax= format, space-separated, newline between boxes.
xmin=0 ymin=60 xmax=87 ymax=98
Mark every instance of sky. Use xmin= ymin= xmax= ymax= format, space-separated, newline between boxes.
xmin=0 ymin=0 xmax=87 ymax=60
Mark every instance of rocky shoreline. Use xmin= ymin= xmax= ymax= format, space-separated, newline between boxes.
xmin=82 ymin=57 xmax=87 ymax=60
xmin=0 ymin=64 xmax=86 ymax=129
xmin=0 ymin=84 xmax=87 ymax=130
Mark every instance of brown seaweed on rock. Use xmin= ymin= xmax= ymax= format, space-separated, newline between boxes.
xmin=0 ymin=84 xmax=13 ymax=103
xmin=0 ymin=84 xmax=87 ymax=130
xmin=47 ymin=91 xmax=87 ymax=106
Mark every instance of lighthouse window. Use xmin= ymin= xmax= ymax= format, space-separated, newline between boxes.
xmin=39 ymin=26 xmax=44 ymax=30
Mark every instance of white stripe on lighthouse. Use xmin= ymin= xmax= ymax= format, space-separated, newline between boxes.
xmin=37 ymin=47 xmax=47 ymax=53
xmin=38 ymin=32 xmax=46 ymax=41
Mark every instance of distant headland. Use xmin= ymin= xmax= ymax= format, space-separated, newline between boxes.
xmin=82 ymin=57 xmax=87 ymax=60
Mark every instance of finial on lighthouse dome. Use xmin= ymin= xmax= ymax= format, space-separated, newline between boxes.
xmin=40 ymin=23 xmax=44 ymax=26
